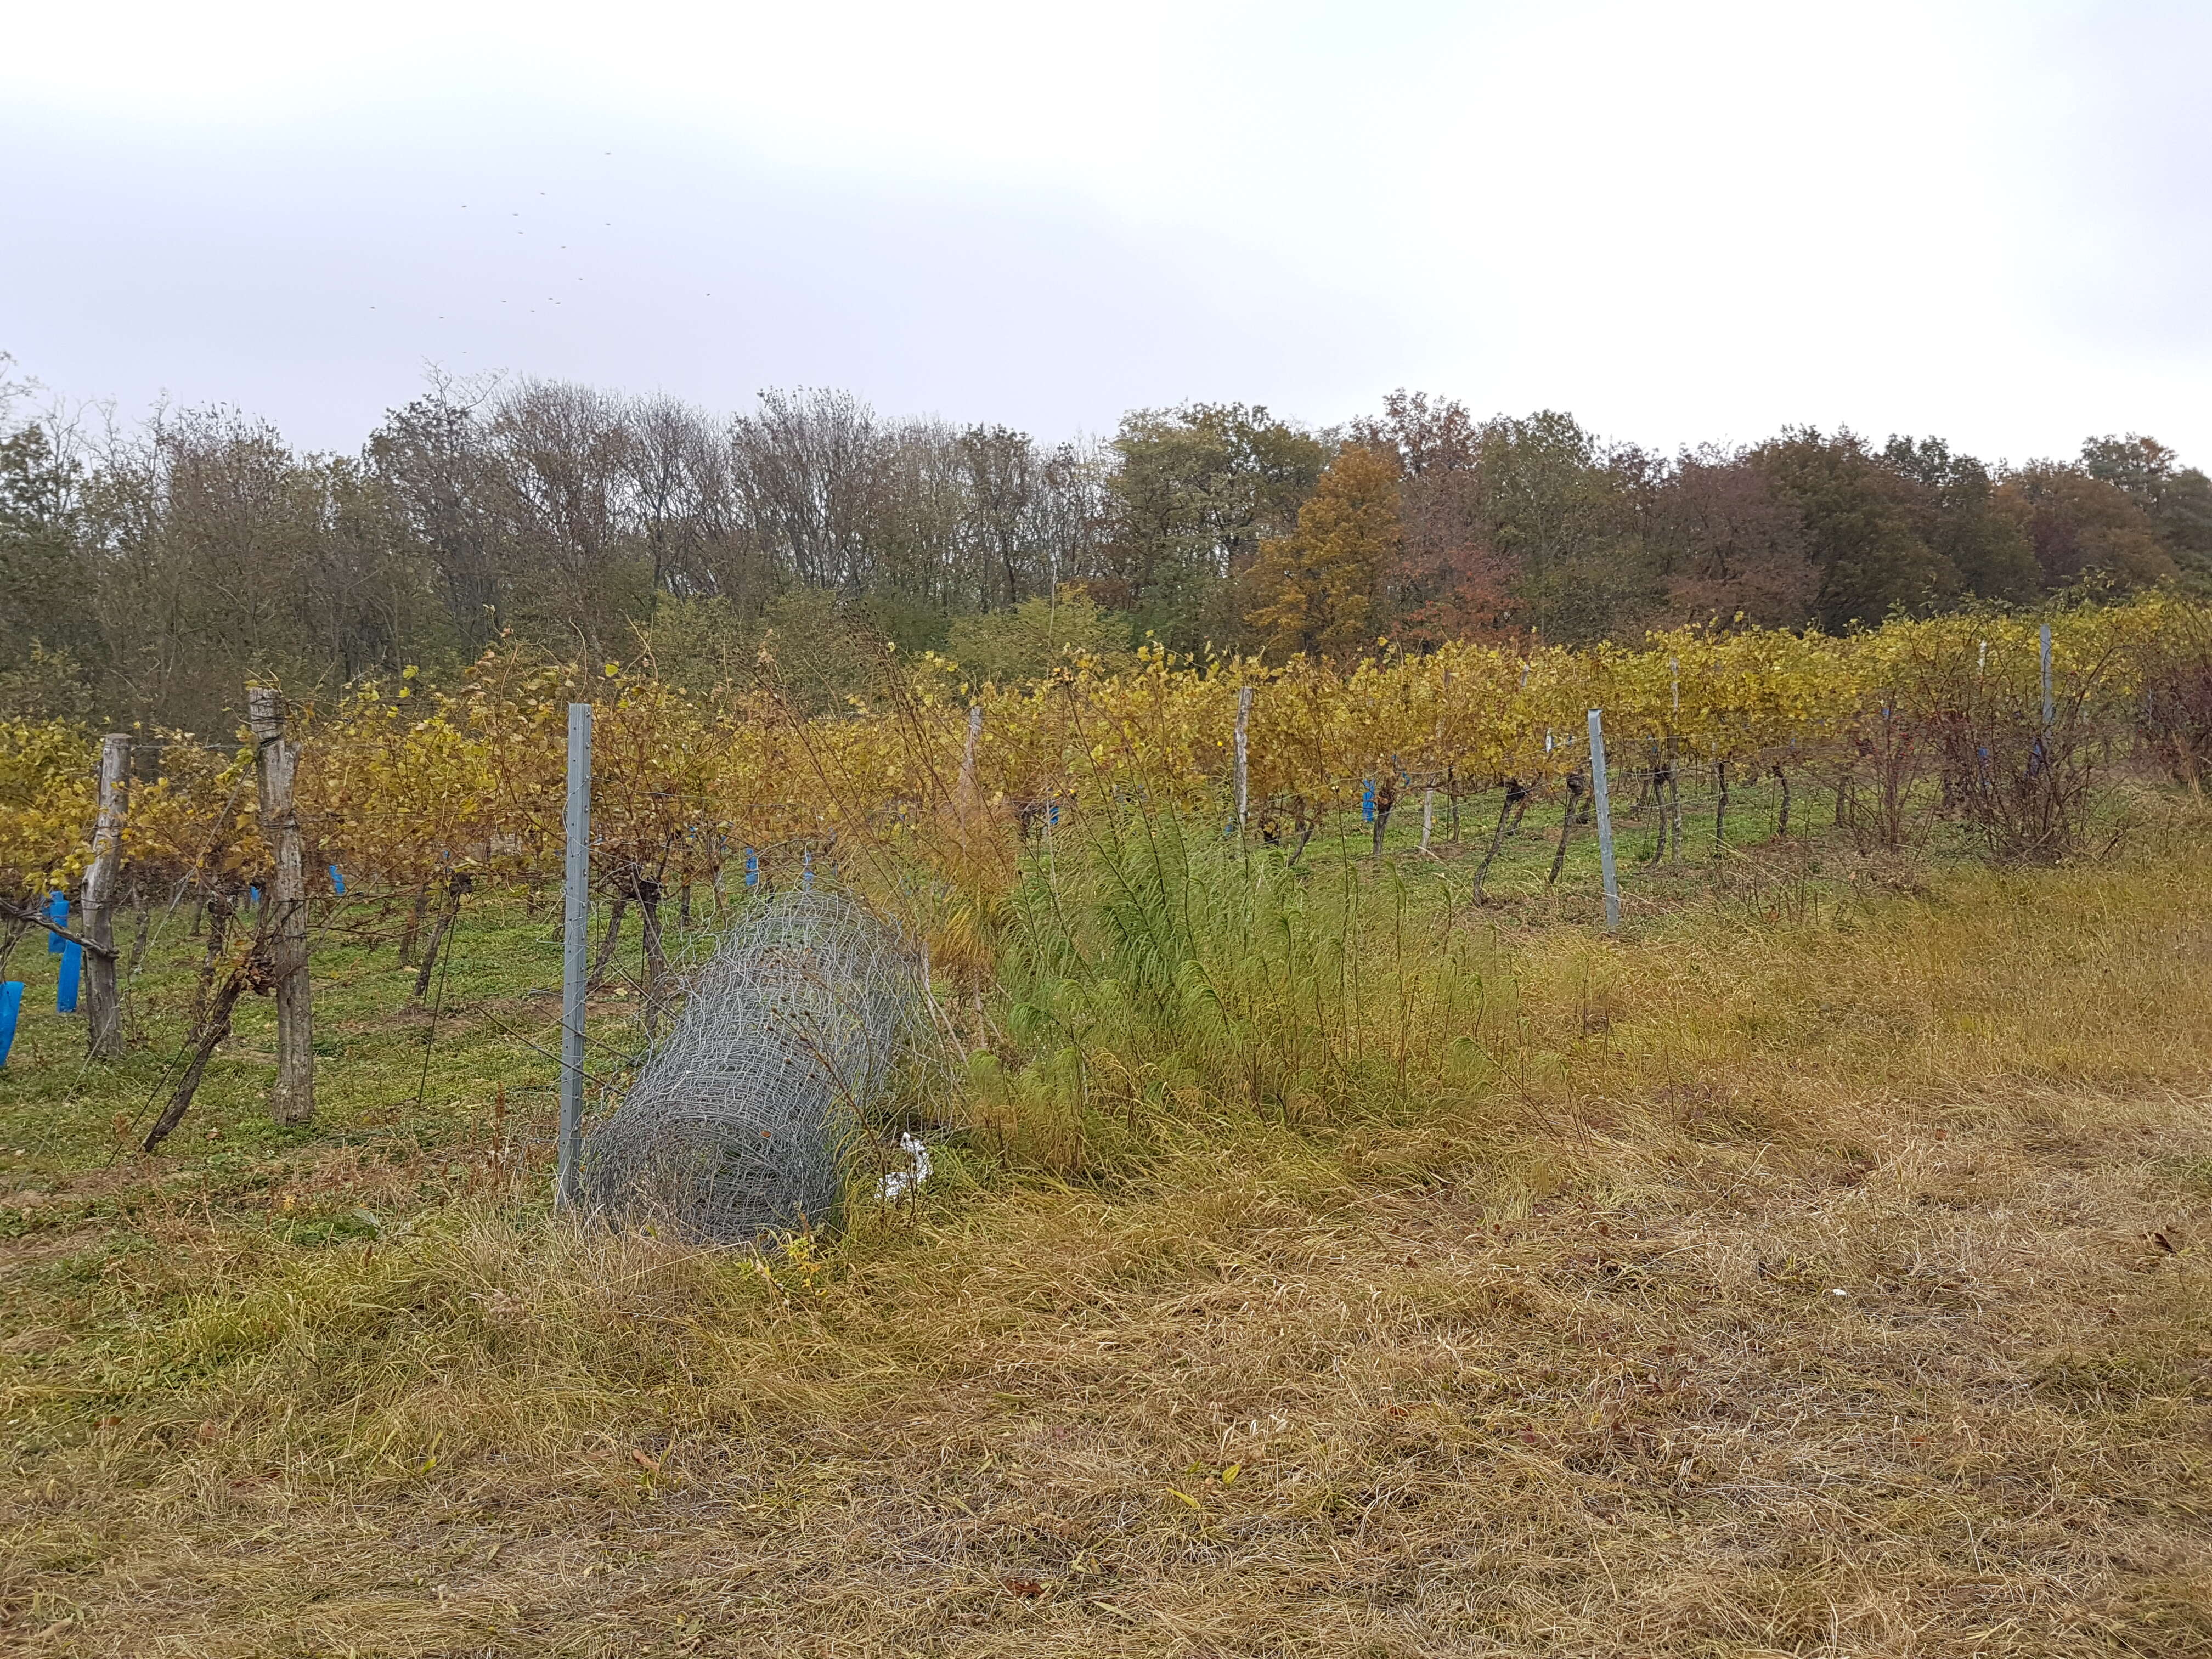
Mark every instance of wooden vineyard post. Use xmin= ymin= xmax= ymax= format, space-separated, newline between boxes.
xmin=248 ymin=687 xmax=314 ymax=1126
xmin=1234 ymin=685 xmax=1252 ymax=840
xmin=558 ymin=701 xmax=592 ymax=1210
xmin=1587 ymin=708 xmax=1621 ymax=934
xmin=957 ymin=703 xmax=984 ymax=809
xmin=82 ymin=732 xmax=130 ymax=1059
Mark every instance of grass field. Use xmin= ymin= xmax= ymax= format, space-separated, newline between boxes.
xmin=4 ymin=789 xmax=2210 ymax=1656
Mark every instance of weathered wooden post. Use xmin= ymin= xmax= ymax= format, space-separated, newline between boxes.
xmin=248 ymin=687 xmax=314 ymax=1126
xmin=957 ymin=703 xmax=984 ymax=806
xmin=82 ymin=732 xmax=131 ymax=1059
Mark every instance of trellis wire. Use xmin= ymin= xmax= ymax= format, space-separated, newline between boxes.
xmin=578 ymin=887 xmax=924 ymax=1244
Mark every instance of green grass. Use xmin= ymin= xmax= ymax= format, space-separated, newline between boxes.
xmin=0 ymin=881 xmax=775 ymax=1198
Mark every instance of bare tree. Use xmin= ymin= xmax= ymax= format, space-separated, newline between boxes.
xmin=730 ymin=388 xmax=880 ymax=591
xmin=959 ymin=425 xmax=1042 ymax=608
xmin=369 ymin=373 xmax=507 ymax=649
xmin=627 ymin=392 xmax=741 ymax=600
xmin=483 ymin=379 xmax=645 ymax=657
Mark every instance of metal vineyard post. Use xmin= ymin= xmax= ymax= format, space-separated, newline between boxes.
xmin=1587 ymin=708 xmax=1621 ymax=934
xmin=559 ymin=701 xmax=592 ymax=1210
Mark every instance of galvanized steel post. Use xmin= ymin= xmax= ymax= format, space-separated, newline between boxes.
xmin=558 ymin=702 xmax=592 ymax=1209
xmin=2040 ymin=622 xmax=2054 ymax=729
xmin=1233 ymin=685 xmax=1252 ymax=837
xmin=1587 ymin=708 xmax=1621 ymax=934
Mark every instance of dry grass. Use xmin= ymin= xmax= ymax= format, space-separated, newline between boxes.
xmin=5 ymin=821 xmax=2212 ymax=1656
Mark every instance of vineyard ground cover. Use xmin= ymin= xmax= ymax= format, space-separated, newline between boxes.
xmin=0 ymin=888 xmax=687 ymax=1214
xmin=3 ymin=802 xmax=2211 ymax=1655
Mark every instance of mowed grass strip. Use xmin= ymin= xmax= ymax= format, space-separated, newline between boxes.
xmin=4 ymin=821 xmax=2211 ymax=1657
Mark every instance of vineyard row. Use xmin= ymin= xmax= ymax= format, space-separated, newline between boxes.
xmin=4 ymin=599 xmax=2210 ymax=916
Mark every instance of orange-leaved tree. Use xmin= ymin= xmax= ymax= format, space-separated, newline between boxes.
xmin=1244 ymin=444 xmax=1402 ymax=662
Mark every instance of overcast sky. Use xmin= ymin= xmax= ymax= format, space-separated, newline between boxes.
xmin=3 ymin=0 xmax=2206 ymax=463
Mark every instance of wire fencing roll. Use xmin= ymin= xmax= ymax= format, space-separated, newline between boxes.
xmin=578 ymin=887 xmax=924 ymax=1244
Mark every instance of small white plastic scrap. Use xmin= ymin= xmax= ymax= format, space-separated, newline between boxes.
xmin=878 ymin=1132 xmax=933 ymax=1202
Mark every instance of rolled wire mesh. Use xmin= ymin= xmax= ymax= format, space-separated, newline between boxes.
xmin=579 ymin=887 xmax=922 ymax=1244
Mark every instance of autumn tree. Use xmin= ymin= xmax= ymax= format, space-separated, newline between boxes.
xmin=1994 ymin=463 xmax=2176 ymax=591
xmin=1244 ymin=444 xmax=1403 ymax=661
xmin=1647 ymin=444 xmax=1817 ymax=627
xmin=1883 ymin=436 xmax=2041 ymax=605
xmin=2080 ymin=433 xmax=2212 ymax=573
xmin=84 ymin=408 xmax=437 ymax=732
xmin=368 ymin=375 xmax=509 ymax=650
xmin=1101 ymin=404 xmax=1327 ymax=646
xmin=1356 ymin=391 xmax=1504 ymax=645
xmin=0 ymin=417 xmax=99 ymax=719
xmin=1355 ymin=397 xmax=1647 ymax=646
xmin=1752 ymin=428 xmax=1953 ymax=630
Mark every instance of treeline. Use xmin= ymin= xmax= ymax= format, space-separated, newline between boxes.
xmin=3 ymin=370 xmax=2208 ymax=732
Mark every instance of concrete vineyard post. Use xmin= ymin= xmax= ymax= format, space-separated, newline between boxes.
xmin=247 ymin=688 xmax=314 ymax=1126
xmin=1420 ymin=667 xmax=1447 ymax=855
xmin=83 ymin=732 xmax=130 ymax=1059
xmin=1587 ymin=708 xmax=1621 ymax=934
xmin=559 ymin=701 xmax=592 ymax=1210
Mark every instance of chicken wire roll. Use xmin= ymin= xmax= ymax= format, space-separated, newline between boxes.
xmin=579 ymin=888 xmax=922 ymax=1243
